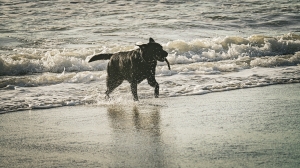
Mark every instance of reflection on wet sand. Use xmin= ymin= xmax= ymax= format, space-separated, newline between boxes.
xmin=0 ymin=84 xmax=299 ymax=167
xmin=107 ymin=105 xmax=166 ymax=167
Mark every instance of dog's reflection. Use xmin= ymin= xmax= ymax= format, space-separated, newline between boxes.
xmin=107 ymin=105 xmax=128 ymax=131
xmin=107 ymin=105 xmax=166 ymax=167
xmin=107 ymin=105 xmax=161 ymax=135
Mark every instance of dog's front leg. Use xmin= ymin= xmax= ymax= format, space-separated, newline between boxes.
xmin=147 ymin=77 xmax=159 ymax=98
xmin=155 ymin=84 xmax=159 ymax=98
xmin=130 ymin=82 xmax=139 ymax=101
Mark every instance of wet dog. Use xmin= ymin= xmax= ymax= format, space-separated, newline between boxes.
xmin=88 ymin=38 xmax=170 ymax=101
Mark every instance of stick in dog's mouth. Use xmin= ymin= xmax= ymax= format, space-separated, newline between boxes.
xmin=165 ymin=58 xmax=171 ymax=70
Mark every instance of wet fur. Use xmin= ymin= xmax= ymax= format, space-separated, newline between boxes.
xmin=89 ymin=38 xmax=169 ymax=101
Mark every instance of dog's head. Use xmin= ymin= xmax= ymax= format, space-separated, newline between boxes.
xmin=137 ymin=38 xmax=168 ymax=62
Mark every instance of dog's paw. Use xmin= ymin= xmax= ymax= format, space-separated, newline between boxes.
xmin=105 ymin=95 xmax=112 ymax=102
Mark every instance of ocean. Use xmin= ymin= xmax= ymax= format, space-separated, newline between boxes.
xmin=1 ymin=0 xmax=300 ymax=112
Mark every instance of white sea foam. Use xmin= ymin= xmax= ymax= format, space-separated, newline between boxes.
xmin=1 ymin=65 xmax=300 ymax=113
xmin=165 ymin=33 xmax=300 ymax=63
xmin=1 ymin=34 xmax=299 ymax=76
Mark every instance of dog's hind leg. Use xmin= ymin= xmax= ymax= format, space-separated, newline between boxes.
xmin=105 ymin=77 xmax=123 ymax=99
xmin=147 ymin=77 xmax=159 ymax=98
xmin=130 ymin=82 xmax=139 ymax=101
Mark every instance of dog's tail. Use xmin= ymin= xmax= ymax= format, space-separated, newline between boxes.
xmin=88 ymin=53 xmax=114 ymax=62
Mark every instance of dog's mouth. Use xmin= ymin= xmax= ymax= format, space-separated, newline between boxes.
xmin=155 ymin=51 xmax=170 ymax=70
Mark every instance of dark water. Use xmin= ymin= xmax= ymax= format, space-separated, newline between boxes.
xmin=1 ymin=0 xmax=300 ymax=48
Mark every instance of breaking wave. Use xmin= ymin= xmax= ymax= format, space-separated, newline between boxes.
xmin=1 ymin=33 xmax=300 ymax=77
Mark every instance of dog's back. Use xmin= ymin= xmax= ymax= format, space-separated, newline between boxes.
xmin=108 ymin=49 xmax=152 ymax=83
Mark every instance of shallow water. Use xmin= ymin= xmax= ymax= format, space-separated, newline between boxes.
xmin=1 ymin=0 xmax=300 ymax=112
xmin=0 ymin=84 xmax=299 ymax=167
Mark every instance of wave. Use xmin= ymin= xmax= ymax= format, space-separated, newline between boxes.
xmin=1 ymin=33 xmax=300 ymax=76
xmin=165 ymin=33 xmax=300 ymax=62
xmin=0 ymin=48 xmax=108 ymax=76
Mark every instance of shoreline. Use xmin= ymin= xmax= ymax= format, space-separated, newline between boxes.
xmin=1 ymin=82 xmax=300 ymax=115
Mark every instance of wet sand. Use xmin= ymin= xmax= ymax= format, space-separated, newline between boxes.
xmin=0 ymin=84 xmax=299 ymax=168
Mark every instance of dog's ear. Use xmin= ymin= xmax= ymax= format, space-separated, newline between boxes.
xmin=149 ymin=38 xmax=155 ymax=43
xmin=137 ymin=44 xmax=147 ymax=50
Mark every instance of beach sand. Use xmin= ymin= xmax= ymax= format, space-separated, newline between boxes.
xmin=0 ymin=84 xmax=299 ymax=168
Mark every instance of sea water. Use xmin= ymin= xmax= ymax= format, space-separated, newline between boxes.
xmin=1 ymin=0 xmax=300 ymax=112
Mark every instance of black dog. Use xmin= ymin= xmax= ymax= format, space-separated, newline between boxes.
xmin=88 ymin=38 xmax=170 ymax=101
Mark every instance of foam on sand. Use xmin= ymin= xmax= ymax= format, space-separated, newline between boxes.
xmin=1 ymin=65 xmax=299 ymax=113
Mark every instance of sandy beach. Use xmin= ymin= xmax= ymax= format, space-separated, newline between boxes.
xmin=0 ymin=84 xmax=299 ymax=168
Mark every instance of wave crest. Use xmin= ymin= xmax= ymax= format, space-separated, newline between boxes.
xmin=1 ymin=33 xmax=300 ymax=76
